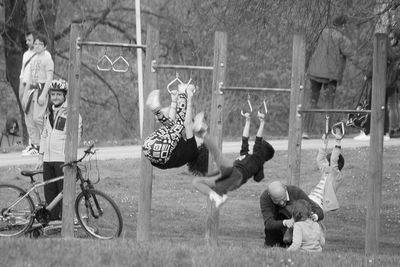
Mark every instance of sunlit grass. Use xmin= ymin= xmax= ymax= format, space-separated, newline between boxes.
xmin=0 ymin=145 xmax=399 ymax=266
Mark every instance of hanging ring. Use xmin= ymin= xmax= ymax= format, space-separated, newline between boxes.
xmin=241 ymin=93 xmax=253 ymax=117
xmin=167 ymin=73 xmax=184 ymax=94
xmin=331 ymin=121 xmax=345 ymax=139
xmin=112 ymin=54 xmax=129 ymax=73
xmin=97 ymin=47 xmax=113 ymax=72
xmin=258 ymin=97 xmax=268 ymax=117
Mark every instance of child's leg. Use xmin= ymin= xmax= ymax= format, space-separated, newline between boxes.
xmin=333 ymin=173 xmax=344 ymax=193
xmin=142 ymin=123 xmax=185 ymax=165
xmin=192 ymin=176 xmax=218 ymax=196
xmin=203 ymin=134 xmax=233 ymax=174
xmin=153 ymin=108 xmax=174 ymax=127
xmin=192 ymin=175 xmax=229 ymax=208
xmin=308 ymin=176 xmax=326 ymax=210
xmin=174 ymin=93 xmax=188 ymax=125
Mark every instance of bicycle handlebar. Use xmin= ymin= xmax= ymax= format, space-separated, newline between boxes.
xmin=60 ymin=144 xmax=96 ymax=168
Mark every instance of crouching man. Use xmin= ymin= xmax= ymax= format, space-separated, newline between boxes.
xmin=259 ymin=181 xmax=324 ymax=247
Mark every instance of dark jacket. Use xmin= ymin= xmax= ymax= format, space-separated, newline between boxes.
xmin=234 ymin=136 xmax=274 ymax=184
xmin=260 ymin=185 xmax=324 ymax=230
xmin=308 ymin=28 xmax=354 ymax=82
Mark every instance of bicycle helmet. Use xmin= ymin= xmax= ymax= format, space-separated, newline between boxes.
xmin=50 ymin=79 xmax=68 ymax=95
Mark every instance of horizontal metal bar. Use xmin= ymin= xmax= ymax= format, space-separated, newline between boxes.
xmin=77 ymin=40 xmax=146 ymax=49
xmin=298 ymin=108 xmax=371 ymax=114
xmin=152 ymin=63 xmax=213 ymax=71
xmin=220 ymin=86 xmax=291 ymax=93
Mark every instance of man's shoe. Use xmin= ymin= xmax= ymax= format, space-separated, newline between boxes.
xmin=353 ymin=131 xmax=370 ymax=141
xmin=145 ymin=90 xmax=161 ymax=110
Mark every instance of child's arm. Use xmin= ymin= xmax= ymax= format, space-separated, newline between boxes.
xmin=242 ymin=113 xmax=251 ymax=138
xmin=168 ymin=90 xmax=179 ymax=121
xmin=330 ymin=131 xmax=342 ymax=171
xmin=317 ymin=134 xmax=329 ymax=173
xmin=184 ymin=87 xmax=194 ymax=139
xmin=287 ymin=224 xmax=302 ymax=251
xmin=256 ymin=112 xmax=265 ymax=138
xmin=319 ymin=230 xmax=326 ymax=247
xmin=239 ymin=113 xmax=251 ymax=156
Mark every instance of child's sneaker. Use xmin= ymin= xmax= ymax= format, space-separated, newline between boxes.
xmin=209 ymin=191 xmax=228 ymax=209
xmin=193 ymin=112 xmax=208 ymax=138
xmin=145 ymin=90 xmax=161 ymax=110
xmin=353 ymin=131 xmax=369 ymax=141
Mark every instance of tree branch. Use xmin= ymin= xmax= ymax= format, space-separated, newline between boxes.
xmin=55 ymin=52 xmax=130 ymax=125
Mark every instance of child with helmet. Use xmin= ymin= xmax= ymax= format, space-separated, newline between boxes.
xmin=36 ymin=78 xmax=82 ymax=222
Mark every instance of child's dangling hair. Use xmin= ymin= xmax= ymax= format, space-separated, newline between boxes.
xmin=291 ymin=199 xmax=312 ymax=222
xmin=187 ymin=144 xmax=209 ymax=176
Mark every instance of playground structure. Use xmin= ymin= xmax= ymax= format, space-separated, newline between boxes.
xmin=64 ymin=21 xmax=387 ymax=262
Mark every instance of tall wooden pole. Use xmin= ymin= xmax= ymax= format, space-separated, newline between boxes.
xmin=62 ymin=23 xmax=82 ymax=238
xmin=365 ymin=33 xmax=386 ymax=262
xmin=135 ymin=0 xmax=144 ymax=138
xmin=206 ymin=31 xmax=227 ymax=246
xmin=137 ymin=24 xmax=158 ymax=242
xmin=287 ymin=33 xmax=305 ymax=186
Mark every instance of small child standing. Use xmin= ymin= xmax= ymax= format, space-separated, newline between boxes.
xmin=0 ymin=117 xmax=21 ymax=153
xmin=287 ymin=199 xmax=325 ymax=252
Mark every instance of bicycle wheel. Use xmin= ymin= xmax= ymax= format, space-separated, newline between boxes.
xmin=0 ymin=184 xmax=35 ymax=237
xmin=75 ymin=189 xmax=123 ymax=239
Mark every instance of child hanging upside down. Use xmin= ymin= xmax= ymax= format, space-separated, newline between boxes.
xmin=308 ymin=125 xmax=345 ymax=213
xmin=192 ymin=111 xmax=275 ymax=208
xmin=142 ymin=83 xmax=208 ymax=175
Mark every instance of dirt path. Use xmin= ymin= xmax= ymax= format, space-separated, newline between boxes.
xmin=1 ymin=137 xmax=399 ymax=167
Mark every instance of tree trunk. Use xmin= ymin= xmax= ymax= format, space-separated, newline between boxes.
xmin=34 ymin=0 xmax=60 ymax=54
xmin=2 ymin=0 xmax=29 ymax=144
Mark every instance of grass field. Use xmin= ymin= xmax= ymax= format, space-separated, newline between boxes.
xmin=0 ymin=144 xmax=400 ymax=266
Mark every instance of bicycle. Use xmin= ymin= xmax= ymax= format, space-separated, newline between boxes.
xmin=0 ymin=145 xmax=123 ymax=239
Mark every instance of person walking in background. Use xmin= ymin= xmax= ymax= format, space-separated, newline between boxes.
xmin=287 ymin=199 xmax=325 ymax=252
xmin=0 ymin=117 xmax=21 ymax=153
xmin=353 ymin=27 xmax=400 ymax=141
xmin=303 ymin=15 xmax=356 ymax=139
xmin=21 ymin=34 xmax=54 ymax=156
xmin=36 ymin=79 xmax=82 ymax=222
xmin=19 ymin=31 xmax=36 ymax=155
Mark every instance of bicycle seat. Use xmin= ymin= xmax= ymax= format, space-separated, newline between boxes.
xmin=21 ymin=170 xmax=44 ymax=177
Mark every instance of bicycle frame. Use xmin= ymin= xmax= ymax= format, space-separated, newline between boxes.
xmin=4 ymin=175 xmax=65 ymax=216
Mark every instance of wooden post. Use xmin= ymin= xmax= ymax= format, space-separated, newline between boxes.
xmin=62 ymin=23 xmax=82 ymax=238
xmin=137 ymin=24 xmax=158 ymax=242
xmin=287 ymin=33 xmax=305 ymax=186
xmin=365 ymin=33 xmax=386 ymax=261
xmin=206 ymin=31 xmax=227 ymax=246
